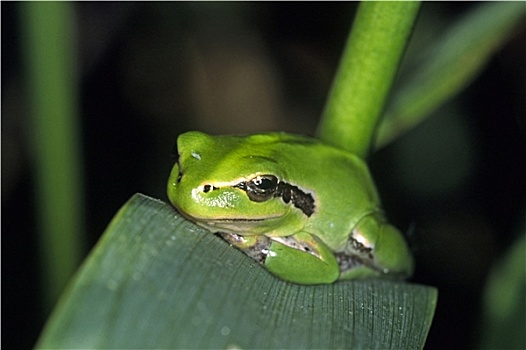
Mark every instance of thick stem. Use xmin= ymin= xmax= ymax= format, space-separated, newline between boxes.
xmin=317 ymin=2 xmax=421 ymax=158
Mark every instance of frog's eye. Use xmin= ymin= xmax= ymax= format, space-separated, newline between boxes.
xmin=244 ymin=175 xmax=279 ymax=202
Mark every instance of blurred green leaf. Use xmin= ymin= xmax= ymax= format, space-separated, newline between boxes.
xmin=376 ymin=2 xmax=526 ymax=149
xmin=37 ymin=194 xmax=437 ymax=349
xmin=478 ymin=229 xmax=525 ymax=349
xmin=20 ymin=1 xmax=84 ymax=309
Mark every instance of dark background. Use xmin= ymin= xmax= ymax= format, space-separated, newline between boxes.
xmin=2 ymin=2 xmax=525 ymax=349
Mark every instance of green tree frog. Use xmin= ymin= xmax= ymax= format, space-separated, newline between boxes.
xmin=167 ymin=131 xmax=414 ymax=285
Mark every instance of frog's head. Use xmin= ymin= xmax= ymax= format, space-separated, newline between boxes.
xmin=167 ymin=131 xmax=314 ymax=235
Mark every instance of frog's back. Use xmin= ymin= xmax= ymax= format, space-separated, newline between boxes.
xmin=256 ymin=133 xmax=382 ymax=249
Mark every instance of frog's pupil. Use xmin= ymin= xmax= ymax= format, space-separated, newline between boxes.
xmin=254 ymin=176 xmax=276 ymax=191
xmin=241 ymin=175 xmax=278 ymax=202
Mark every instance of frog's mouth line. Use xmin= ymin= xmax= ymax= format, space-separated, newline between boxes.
xmin=195 ymin=219 xmax=282 ymax=237
xmin=202 ymin=217 xmax=274 ymax=224
xmin=178 ymin=209 xmax=281 ymax=223
xmin=176 ymin=208 xmax=282 ymax=232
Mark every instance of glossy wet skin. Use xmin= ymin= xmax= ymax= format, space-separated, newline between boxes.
xmin=168 ymin=131 xmax=413 ymax=284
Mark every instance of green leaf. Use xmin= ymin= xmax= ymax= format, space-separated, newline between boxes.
xmin=20 ymin=1 xmax=85 ymax=310
xmin=478 ymin=230 xmax=526 ymax=349
xmin=37 ymin=194 xmax=437 ymax=349
xmin=375 ymin=2 xmax=526 ymax=149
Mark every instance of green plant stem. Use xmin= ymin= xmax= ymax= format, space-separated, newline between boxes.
xmin=20 ymin=2 xmax=84 ymax=311
xmin=317 ymin=1 xmax=421 ymax=158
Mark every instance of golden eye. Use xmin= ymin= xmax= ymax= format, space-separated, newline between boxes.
xmin=244 ymin=175 xmax=279 ymax=202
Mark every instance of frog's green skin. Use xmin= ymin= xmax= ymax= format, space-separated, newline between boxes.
xmin=167 ymin=131 xmax=414 ymax=285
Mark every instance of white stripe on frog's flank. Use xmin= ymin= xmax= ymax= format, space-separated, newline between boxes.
xmin=191 ymin=151 xmax=202 ymax=160
xmin=196 ymin=178 xmax=249 ymax=193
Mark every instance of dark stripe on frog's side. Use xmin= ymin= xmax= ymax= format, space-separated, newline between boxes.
xmin=276 ymin=181 xmax=315 ymax=217
xmin=234 ymin=179 xmax=315 ymax=217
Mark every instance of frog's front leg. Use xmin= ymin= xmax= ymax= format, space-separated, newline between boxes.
xmin=219 ymin=231 xmax=340 ymax=285
xmin=217 ymin=232 xmax=271 ymax=264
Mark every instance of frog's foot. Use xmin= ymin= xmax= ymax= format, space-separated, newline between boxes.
xmin=217 ymin=231 xmax=340 ymax=285
xmin=271 ymin=234 xmax=324 ymax=258
xmin=265 ymin=232 xmax=340 ymax=284
xmin=217 ymin=231 xmax=327 ymax=266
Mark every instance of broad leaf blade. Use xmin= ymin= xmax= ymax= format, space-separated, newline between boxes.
xmin=36 ymin=194 xmax=437 ymax=349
